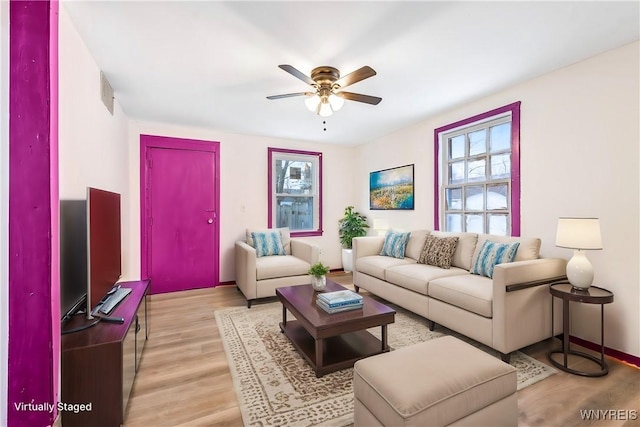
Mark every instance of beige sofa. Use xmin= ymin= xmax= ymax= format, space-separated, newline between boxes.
xmin=353 ymin=230 xmax=566 ymax=361
xmin=235 ymin=227 xmax=320 ymax=308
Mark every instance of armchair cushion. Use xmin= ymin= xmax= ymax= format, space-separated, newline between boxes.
xmin=251 ymin=230 xmax=286 ymax=257
xmin=246 ymin=227 xmax=291 ymax=254
xmin=256 ymin=255 xmax=311 ymax=280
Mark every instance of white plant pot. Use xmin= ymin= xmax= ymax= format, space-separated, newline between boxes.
xmin=342 ymin=248 xmax=353 ymax=273
xmin=311 ymin=275 xmax=327 ymax=291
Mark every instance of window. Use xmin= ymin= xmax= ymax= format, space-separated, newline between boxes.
xmin=268 ymin=148 xmax=323 ymax=236
xmin=434 ymin=102 xmax=520 ymax=236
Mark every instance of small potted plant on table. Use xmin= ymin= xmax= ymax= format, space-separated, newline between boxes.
xmin=308 ymin=262 xmax=330 ymax=291
xmin=339 ymin=206 xmax=369 ymax=273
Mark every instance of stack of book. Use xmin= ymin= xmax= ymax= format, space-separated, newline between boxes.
xmin=316 ymin=289 xmax=363 ymax=314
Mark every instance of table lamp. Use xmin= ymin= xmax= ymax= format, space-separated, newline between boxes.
xmin=555 ymin=217 xmax=602 ymax=290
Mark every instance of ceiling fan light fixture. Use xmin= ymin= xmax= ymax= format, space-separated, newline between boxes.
xmin=318 ymin=98 xmax=333 ymax=117
xmin=305 ymin=94 xmax=321 ymax=111
xmin=328 ymin=93 xmax=344 ymax=111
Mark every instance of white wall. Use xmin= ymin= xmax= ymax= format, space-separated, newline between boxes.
xmin=59 ymin=5 xmax=131 ymax=273
xmin=0 ymin=1 xmax=9 ymax=425
xmin=355 ymin=42 xmax=640 ymax=358
xmin=126 ymin=121 xmax=358 ymax=282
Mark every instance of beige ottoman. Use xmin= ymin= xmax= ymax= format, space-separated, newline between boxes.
xmin=353 ymin=336 xmax=517 ymax=427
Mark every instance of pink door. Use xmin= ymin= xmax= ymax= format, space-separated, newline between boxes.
xmin=141 ymin=135 xmax=220 ymax=294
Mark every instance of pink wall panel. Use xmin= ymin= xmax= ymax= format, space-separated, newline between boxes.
xmin=8 ymin=1 xmax=58 ymax=425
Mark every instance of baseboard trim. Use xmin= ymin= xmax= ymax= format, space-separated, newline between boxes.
xmin=570 ymin=335 xmax=640 ymax=368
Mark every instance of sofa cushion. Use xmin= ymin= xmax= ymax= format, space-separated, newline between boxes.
xmin=405 ymin=229 xmax=430 ymax=261
xmin=251 ymin=230 xmax=287 ymax=257
xmin=255 ymin=254 xmax=310 ymax=280
xmin=385 ymin=264 xmax=469 ymax=295
xmin=246 ymin=227 xmax=291 ymax=254
xmin=356 ymin=255 xmax=415 ymax=281
xmin=471 ymin=240 xmax=520 ymax=278
xmin=380 ymin=230 xmax=412 ymax=259
xmin=430 ymin=231 xmax=478 ymax=271
xmin=418 ymin=235 xmax=459 ymax=269
xmin=471 ymin=234 xmax=541 ymax=265
xmin=429 ymin=274 xmax=493 ymax=318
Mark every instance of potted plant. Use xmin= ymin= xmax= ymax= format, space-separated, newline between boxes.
xmin=308 ymin=262 xmax=330 ymax=291
xmin=338 ymin=206 xmax=369 ymax=273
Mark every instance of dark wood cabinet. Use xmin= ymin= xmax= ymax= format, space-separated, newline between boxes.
xmin=61 ymin=280 xmax=149 ymax=427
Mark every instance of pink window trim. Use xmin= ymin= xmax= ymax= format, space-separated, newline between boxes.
xmin=267 ymin=147 xmax=323 ymax=237
xmin=433 ymin=101 xmax=521 ymax=236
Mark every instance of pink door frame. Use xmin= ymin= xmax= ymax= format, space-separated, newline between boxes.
xmin=139 ymin=134 xmax=221 ymax=286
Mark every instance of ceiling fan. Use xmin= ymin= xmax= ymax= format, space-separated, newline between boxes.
xmin=267 ymin=64 xmax=382 ymax=117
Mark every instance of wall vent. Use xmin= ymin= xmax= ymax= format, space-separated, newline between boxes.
xmin=100 ymin=71 xmax=114 ymax=115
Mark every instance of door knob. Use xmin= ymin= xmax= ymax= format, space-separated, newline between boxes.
xmin=207 ymin=218 xmax=213 ymax=224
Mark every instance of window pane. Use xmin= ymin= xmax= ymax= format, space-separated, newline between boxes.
xmin=467 ymin=159 xmax=485 ymax=182
xmin=275 ymin=160 xmax=313 ymax=195
xmin=490 ymin=123 xmax=511 ymax=152
xmin=468 ymin=130 xmax=486 ymax=156
xmin=449 ymin=135 xmax=465 ymax=160
xmin=488 ymin=214 xmax=508 ymax=235
xmin=446 ymin=214 xmax=463 ymax=232
xmin=449 ymin=161 xmax=465 ymax=184
xmin=276 ymin=196 xmax=314 ymax=230
xmin=465 ymin=213 xmax=484 ymax=233
xmin=446 ymin=187 xmax=462 ymax=210
xmin=465 ymin=186 xmax=484 ymax=211
xmin=487 ymin=184 xmax=508 ymax=210
xmin=490 ymin=153 xmax=510 ymax=179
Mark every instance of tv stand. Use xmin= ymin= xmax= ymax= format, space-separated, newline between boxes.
xmin=61 ymin=280 xmax=149 ymax=427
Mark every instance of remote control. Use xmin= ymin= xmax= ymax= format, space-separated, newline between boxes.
xmin=100 ymin=316 xmax=125 ymax=324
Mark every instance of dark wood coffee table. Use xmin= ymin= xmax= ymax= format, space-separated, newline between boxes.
xmin=276 ymin=279 xmax=395 ymax=377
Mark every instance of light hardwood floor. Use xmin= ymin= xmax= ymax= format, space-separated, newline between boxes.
xmin=124 ymin=274 xmax=640 ymax=427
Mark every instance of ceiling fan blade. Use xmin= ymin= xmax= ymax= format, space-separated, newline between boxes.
xmin=334 ymin=66 xmax=376 ymax=88
xmin=338 ymin=91 xmax=382 ymax=105
xmin=267 ymin=92 xmax=313 ymax=100
xmin=278 ymin=64 xmax=315 ymax=86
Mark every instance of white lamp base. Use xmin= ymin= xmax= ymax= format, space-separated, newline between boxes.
xmin=566 ymin=250 xmax=594 ymax=290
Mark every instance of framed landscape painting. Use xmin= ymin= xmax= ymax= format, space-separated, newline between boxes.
xmin=370 ymin=164 xmax=415 ymax=210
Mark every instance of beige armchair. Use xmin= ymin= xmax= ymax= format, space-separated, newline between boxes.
xmin=235 ymin=227 xmax=320 ymax=308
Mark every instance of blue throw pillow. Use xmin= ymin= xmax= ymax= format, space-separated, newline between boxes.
xmin=380 ymin=231 xmax=411 ymax=259
xmin=472 ymin=240 xmax=520 ymax=278
xmin=251 ymin=231 xmax=286 ymax=257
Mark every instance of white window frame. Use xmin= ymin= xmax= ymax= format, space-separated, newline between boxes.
xmin=268 ymin=147 xmax=323 ymax=236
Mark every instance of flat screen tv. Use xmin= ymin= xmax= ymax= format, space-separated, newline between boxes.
xmin=60 ymin=199 xmax=88 ymax=322
xmin=60 ymin=188 xmax=122 ymax=322
xmin=86 ymin=187 xmax=122 ymax=316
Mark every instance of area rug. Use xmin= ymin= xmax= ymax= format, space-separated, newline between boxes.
xmin=215 ymin=302 xmax=556 ymax=427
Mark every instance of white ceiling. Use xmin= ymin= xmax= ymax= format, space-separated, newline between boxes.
xmin=63 ymin=1 xmax=639 ymax=146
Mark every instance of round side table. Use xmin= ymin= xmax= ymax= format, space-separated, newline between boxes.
xmin=547 ymin=281 xmax=614 ymax=377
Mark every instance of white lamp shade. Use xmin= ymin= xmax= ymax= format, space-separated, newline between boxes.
xmin=318 ymin=99 xmax=333 ymax=117
xmin=328 ymin=93 xmax=344 ymax=111
xmin=305 ymin=94 xmax=320 ymax=112
xmin=555 ymin=217 xmax=602 ymax=250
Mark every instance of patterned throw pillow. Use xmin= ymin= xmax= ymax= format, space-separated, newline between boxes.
xmin=471 ymin=240 xmax=520 ymax=278
xmin=418 ymin=235 xmax=459 ymax=269
xmin=251 ymin=231 xmax=286 ymax=257
xmin=380 ymin=231 xmax=411 ymax=259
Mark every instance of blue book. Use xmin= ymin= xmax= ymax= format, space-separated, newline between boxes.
xmin=316 ymin=298 xmax=363 ymax=314
xmin=317 ymin=290 xmax=363 ymax=307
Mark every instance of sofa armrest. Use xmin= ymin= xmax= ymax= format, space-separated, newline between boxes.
xmin=352 ymin=236 xmax=385 ymax=260
xmin=492 ymin=258 xmax=567 ymax=290
xmin=235 ymin=241 xmax=257 ymax=300
xmin=491 ymin=258 xmax=567 ymax=353
xmin=290 ymin=239 xmax=320 ymax=265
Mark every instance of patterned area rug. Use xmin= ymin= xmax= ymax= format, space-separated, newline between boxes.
xmin=215 ymin=301 xmax=556 ymax=427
